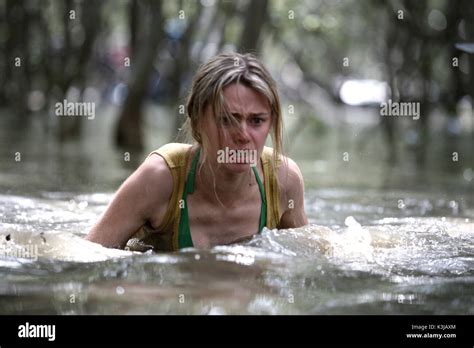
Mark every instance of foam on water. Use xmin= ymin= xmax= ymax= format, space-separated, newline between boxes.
xmin=0 ymin=191 xmax=473 ymax=314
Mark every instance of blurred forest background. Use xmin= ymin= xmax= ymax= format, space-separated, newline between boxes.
xmin=0 ymin=0 xmax=473 ymax=194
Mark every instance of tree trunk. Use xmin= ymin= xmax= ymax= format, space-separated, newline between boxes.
xmin=169 ymin=4 xmax=203 ymax=137
xmin=5 ymin=0 xmax=29 ymax=116
xmin=115 ymin=0 xmax=163 ymax=151
xmin=238 ymin=0 xmax=268 ymax=54
xmin=59 ymin=0 xmax=102 ymax=142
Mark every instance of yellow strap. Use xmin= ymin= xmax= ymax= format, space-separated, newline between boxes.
xmin=261 ymin=147 xmax=281 ymax=229
xmin=152 ymin=143 xmax=191 ymax=250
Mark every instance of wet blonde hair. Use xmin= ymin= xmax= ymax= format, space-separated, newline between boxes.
xmin=177 ymin=52 xmax=285 ymax=206
xmin=180 ymin=52 xmax=284 ymax=167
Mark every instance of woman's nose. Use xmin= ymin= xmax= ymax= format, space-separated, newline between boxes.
xmin=233 ymin=122 xmax=250 ymax=143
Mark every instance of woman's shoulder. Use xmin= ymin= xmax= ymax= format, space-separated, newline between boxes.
xmin=150 ymin=143 xmax=193 ymax=168
xmin=135 ymin=148 xmax=176 ymax=206
xmin=138 ymin=142 xmax=194 ymax=203
xmin=274 ymin=152 xmax=304 ymax=197
xmin=262 ymin=148 xmax=303 ymax=185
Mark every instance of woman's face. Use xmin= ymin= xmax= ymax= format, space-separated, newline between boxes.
xmin=202 ymin=83 xmax=272 ymax=173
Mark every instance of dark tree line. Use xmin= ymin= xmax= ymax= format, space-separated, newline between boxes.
xmin=1 ymin=0 xmax=473 ymax=165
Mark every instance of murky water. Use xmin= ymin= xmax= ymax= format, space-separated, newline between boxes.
xmin=0 ymin=188 xmax=472 ymax=315
xmin=0 ymin=111 xmax=473 ymax=314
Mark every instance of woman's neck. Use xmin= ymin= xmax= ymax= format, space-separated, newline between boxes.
xmin=194 ymin=148 xmax=259 ymax=204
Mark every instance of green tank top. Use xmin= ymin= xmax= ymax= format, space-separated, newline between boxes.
xmin=178 ymin=148 xmax=267 ymax=248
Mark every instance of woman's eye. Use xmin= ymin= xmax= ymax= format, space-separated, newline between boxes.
xmin=251 ymin=118 xmax=263 ymax=125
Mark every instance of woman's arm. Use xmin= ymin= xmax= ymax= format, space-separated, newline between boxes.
xmin=85 ymin=154 xmax=172 ymax=249
xmin=278 ymin=157 xmax=308 ymax=229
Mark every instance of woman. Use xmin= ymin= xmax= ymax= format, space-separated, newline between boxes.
xmin=86 ymin=53 xmax=308 ymax=251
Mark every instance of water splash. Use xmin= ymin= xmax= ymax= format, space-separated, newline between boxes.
xmin=1 ymin=190 xmax=473 ymax=314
